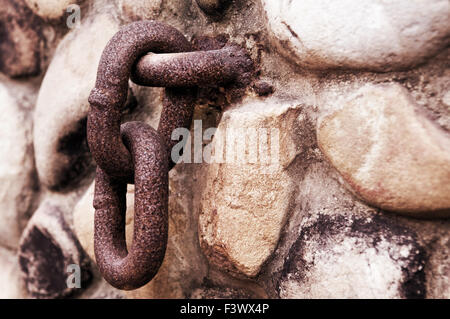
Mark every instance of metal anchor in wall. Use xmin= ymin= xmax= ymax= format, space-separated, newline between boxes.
xmin=87 ymin=20 xmax=252 ymax=290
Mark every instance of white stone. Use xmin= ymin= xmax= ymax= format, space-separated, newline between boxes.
xmin=318 ymin=83 xmax=450 ymax=216
xmin=263 ymin=0 xmax=450 ymax=71
xmin=0 ymin=247 xmax=25 ymax=298
xmin=33 ymin=14 xmax=119 ymax=189
xmin=0 ymin=82 xmax=35 ymax=249
xmin=24 ymin=0 xmax=78 ymax=19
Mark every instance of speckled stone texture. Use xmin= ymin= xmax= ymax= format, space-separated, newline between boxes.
xmin=0 ymin=0 xmax=44 ymax=77
xmin=0 ymin=0 xmax=449 ymax=299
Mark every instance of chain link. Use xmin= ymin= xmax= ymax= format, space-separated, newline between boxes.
xmin=87 ymin=20 xmax=252 ymax=290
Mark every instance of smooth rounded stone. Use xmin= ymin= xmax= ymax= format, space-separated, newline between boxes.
xmin=262 ymin=0 xmax=450 ymax=71
xmin=117 ymin=0 xmax=162 ymax=21
xmin=318 ymin=83 xmax=450 ymax=217
xmin=24 ymin=0 xmax=79 ymax=20
xmin=0 ymin=247 xmax=26 ymax=298
xmin=0 ymin=0 xmax=44 ymax=77
xmin=33 ymin=14 xmax=119 ymax=190
xmin=278 ymin=212 xmax=426 ymax=299
xmin=19 ymin=200 xmax=92 ymax=299
xmin=0 ymin=82 xmax=37 ymax=249
xmin=198 ymin=98 xmax=304 ymax=278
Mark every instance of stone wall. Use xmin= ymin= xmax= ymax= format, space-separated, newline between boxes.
xmin=0 ymin=0 xmax=449 ymax=298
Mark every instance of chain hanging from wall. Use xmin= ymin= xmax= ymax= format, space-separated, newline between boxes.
xmin=87 ymin=20 xmax=252 ymax=290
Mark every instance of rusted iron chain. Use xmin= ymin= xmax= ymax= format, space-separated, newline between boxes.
xmin=87 ymin=20 xmax=252 ymax=290
xmin=131 ymin=47 xmax=247 ymax=87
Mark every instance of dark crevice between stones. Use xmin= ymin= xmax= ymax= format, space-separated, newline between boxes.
xmin=53 ymin=117 xmax=94 ymax=192
xmin=195 ymin=0 xmax=232 ymax=21
xmin=52 ymin=88 xmax=138 ymax=192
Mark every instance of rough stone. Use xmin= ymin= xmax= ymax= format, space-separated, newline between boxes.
xmin=0 ymin=0 xmax=44 ymax=77
xmin=190 ymin=282 xmax=257 ymax=299
xmin=277 ymin=212 xmax=427 ymax=299
xmin=19 ymin=200 xmax=92 ymax=298
xmin=0 ymin=81 xmax=37 ymax=249
xmin=318 ymin=83 xmax=450 ymax=217
xmin=33 ymin=14 xmax=119 ymax=190
xmin=2 ymin=0 xmax=450 ymax=300
xmin=198 ymin=97 xmax=304 ymax=278
xmin=0 ymin=247 xmax=26 ymax=298
xmin=117 ymin=0 xmax=162 ymax=22
xmin=425 ymin=233 xmax=450 ymax=298
xmin=262 ymin=0 xmax=450 ymax=71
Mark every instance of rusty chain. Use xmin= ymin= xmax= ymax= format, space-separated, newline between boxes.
xmin=87 ymin=20 xmax=252 ymax=290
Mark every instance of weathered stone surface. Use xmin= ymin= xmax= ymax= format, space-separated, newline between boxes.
xmin=278 ymin=212 xmax=426 ymax=299
xmin=426 ymin=235 xmax=450 ymax=298
xmin=318 ymin=84 xmax=450 ymax=216
xmin=0 ymin=81 xmax=37 ymax=249
xmin=0 ymin=247 xmax=26 ymax=298
xmin=24 ymin=0 xmax=79 ymax=20
xmin=2 ymin=0 xmax=450 ymax=300
xmin=260 ymin=163 xmax=450 ymax=299
xmin=190 ymin=282 xmax=257 ymax=299
xmin=19 ymin=200 xmax=92 ymax=298
xmin=198 ymin=98 xmax=304 ymax=278
xmin=33 ymin=14 xmax=119 ymax=190
xmin=0 ymin=0 xmax=44 ymax=77
xmin=263 ymin=0 xmax=450 ymax=71
xmin=79 ymin=277 xmax=125 ymax=299
xmin=195 ymin=0 xmax=231 ymax=17
xmin=117 ymin=0 xmax=162 ymax=21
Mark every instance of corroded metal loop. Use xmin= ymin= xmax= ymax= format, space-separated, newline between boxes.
xmin=88 ymin=20 xmax=251 ymax=180
xmin=131 ymin=46 xmax=249 ymax=87
xmin=94 ymin=121 xmax=168 ymax=290
xmin=87 ymin=20 xmax=192 ymax=180
xmin=88 ymin=20 xmax=253 ymax=290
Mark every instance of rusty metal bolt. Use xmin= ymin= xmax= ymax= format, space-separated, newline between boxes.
xmin=87 ymin=20 xmax=252 ymax=290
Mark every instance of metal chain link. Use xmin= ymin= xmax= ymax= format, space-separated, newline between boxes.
xmin=87 ymin=20 xmax=252 ymax=290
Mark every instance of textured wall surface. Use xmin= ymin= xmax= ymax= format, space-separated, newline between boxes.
xmin=0 ymin=0 xmax=449 ymax=299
